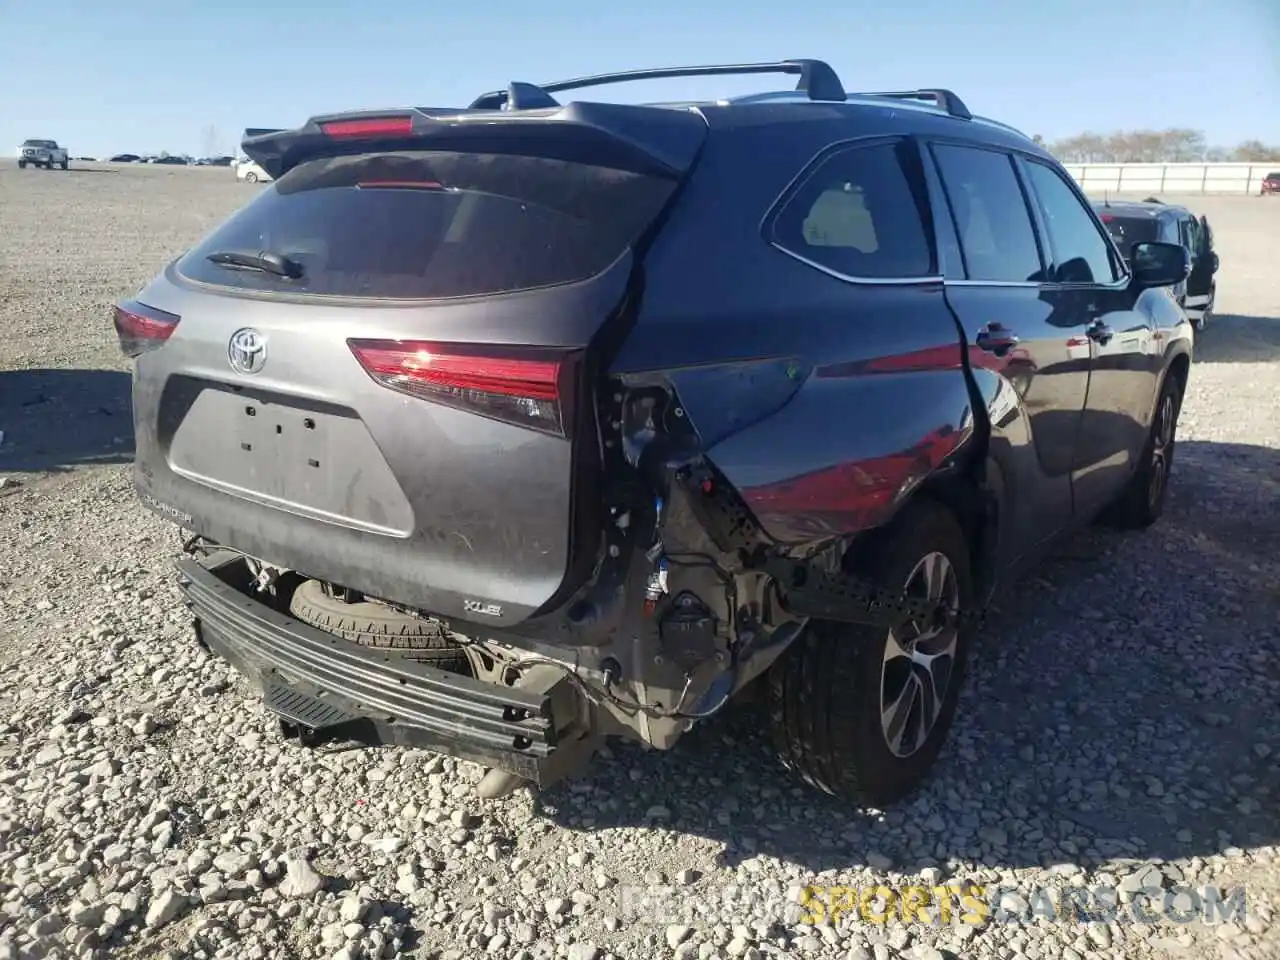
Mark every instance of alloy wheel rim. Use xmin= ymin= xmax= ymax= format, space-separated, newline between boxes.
xmin=879 ymin=551 xmax=960 ymax=759
xmin=1148 ymin=393 xmax=1176 ymax=510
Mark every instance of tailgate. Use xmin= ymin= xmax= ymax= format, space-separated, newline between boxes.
xmin=129 ymin=131 xmax=703 ymax=627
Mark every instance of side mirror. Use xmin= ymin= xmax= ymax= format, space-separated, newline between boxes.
xmin=1129 ymin=241 xmax=1189 ymax=288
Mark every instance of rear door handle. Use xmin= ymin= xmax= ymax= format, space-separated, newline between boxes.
xmin=975 ymin=324 xmax=1020 ymax=356
xmin=1086 ymin=320 xmax=1114 ymax=345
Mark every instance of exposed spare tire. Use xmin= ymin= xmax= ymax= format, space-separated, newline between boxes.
xmin=288 ymin=578 xmax=468 ymax=672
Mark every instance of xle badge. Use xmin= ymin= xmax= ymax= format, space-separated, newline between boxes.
xmin=463 ymin=599 xmax=503 ymax=617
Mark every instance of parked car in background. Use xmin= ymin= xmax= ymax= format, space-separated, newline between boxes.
xmin=210 ymin=155 xmax=235 ymax=167
xmin=233 ymin=157 xmax=272 ymax=183
xmin=117 ymin=60 xmax=1195 ymax=807
xmin=154 ymin=156 xmax=191 ymax=166
xmin=1262 ymin=172 xmax=1280 ymax=196
xmin=110 ymin=153 xmax=141 ymax=163
xmin=17 ymin=139 xmax=69 ymax=170
xmin=1094 ymin=197 xmax=1216 ymax=329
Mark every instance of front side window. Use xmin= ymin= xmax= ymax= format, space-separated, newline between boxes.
xmin=930 ymin=143 xmax=1044 ymax=284
xmin=1183 ymin=216 xmax=1202 ymax=253
xmin=770 ymin=139 xmax=934 ymax=279
xmin=1022 ymin=159 xmax=1120 ymax=284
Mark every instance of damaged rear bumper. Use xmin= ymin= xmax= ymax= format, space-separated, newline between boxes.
xmin=176 ymin=552 xmax=589 ymax=787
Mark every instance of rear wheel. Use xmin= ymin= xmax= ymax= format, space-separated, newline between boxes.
xmin=60 ymin=159 xmax=69 ymax=170
xmin=765 ymin=499 xmax=976 ymax=807
xmin=288 ymin=578 xmax=468 ymax=671
xmin=17 ymin=161 xmax=25 ymax=169
xmin=244 ymin=171 xmax=258 ymax=183
xmin=1099 ymin=370 xmax=1183 ymax=529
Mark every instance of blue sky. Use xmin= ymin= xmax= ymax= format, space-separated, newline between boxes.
xmin=3 ymin=0 xmax=1276 ymax=158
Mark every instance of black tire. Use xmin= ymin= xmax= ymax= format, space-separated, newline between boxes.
xmin=765 ymin=499 xmax=976 ymax=807
xmin=60 ymin=160 xmax=69 ymax=170
xmin=288 ymin=578 xmax=468 ymax=670
xmin=1098 ymin=370 xmax=1183 ymax=530
xmin=17 ymin=161 xmax=26 ymax=169
xmin=244 ymin=171 xmax=258 ymax=183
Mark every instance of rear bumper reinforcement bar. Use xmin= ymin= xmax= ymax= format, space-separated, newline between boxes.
xmin=175 ymin=554 xmax=585 ymax=786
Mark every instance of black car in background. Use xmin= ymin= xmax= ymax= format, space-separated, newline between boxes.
xmin=119 ymin=60 xmax=1195 ymax=805
xmin=109 ymin=154 xmax=141 ymax=163
xmin=1094 ymin=197 xmax=1217 ymax=329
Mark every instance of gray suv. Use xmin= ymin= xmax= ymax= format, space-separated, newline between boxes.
xmin=117 ymin=60 xmax=1194 ymax=805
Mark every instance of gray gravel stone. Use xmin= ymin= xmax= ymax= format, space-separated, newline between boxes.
xmin=279 ymin=856 xmax=326 ymax=898
xmin=0 ymin=170 xmax=1276 ymax=960
xmin=144 ymin=889 xmax=187 ymax=929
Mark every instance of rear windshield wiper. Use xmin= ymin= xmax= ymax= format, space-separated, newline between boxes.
xmin=205 ymin=249 xmax=304 ymax=279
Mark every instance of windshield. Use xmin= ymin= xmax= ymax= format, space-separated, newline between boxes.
xmin=22 ymin=140 xmax=57 ymax=148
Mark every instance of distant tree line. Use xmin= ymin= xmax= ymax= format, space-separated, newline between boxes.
xmin=1028 ymin=129 xmax=1280 ymax=164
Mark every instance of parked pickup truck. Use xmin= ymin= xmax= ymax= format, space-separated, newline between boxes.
xmin=18 ymin=139 xmax=69 ymax=170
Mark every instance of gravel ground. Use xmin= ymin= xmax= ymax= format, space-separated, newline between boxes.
xmin=1 ymin=164 xmax=1278 ymax=960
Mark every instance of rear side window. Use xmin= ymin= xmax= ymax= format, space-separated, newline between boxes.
xmin=930 ymin=144 xmax=1044 ymax=284
xmin=175 ymin=151 xmax=676 ymax=300
xmin=770 ymin=140 xmax=934 ymax=279
xmin=1022 ymin=160 xmax=1119 ymax=284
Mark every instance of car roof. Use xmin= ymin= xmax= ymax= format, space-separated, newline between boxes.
xmin=663 ymin=90 xmax=1039 ymax=145
xmin=245 ymin=61 xmax=1056 ymax=181
xmin=1092 ymin=199 xmax=1191 ymax=218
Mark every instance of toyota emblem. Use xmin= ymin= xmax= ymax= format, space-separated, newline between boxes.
xmin=228 ymin=328 xmax=268 ymax=375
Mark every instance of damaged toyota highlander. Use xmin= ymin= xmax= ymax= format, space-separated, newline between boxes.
xmin=117 ymin=60 xmax=1194 ymax=806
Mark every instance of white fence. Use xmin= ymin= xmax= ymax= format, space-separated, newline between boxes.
xmin=1062 ymin=162 xmax=1276 ymax=196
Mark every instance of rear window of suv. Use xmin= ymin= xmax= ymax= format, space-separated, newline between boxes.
xmin=1098 ymin=215 xmax=1161 ymax=252
xmin=174 ymin=151 xmax=676 ymax=300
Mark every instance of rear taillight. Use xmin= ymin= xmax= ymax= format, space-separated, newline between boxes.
xmin=113 ymin=300 xmax=180 ymax=358
xmin=320 ymin=116 xmax=413 ymax=139
xmin=348 ymin=339 xmax=577 ymax=436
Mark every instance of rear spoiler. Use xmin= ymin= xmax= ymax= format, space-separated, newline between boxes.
xmin=239 ymin=103 xmax=708 ymax=182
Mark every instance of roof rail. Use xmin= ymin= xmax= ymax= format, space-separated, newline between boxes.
xmin=854 ymin=88 xmax=972 ymax=120
xmin=470 ymin=59 xmax=847 ymax=111
xmin=972 ymin=115 xmax=1030 ymax=139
